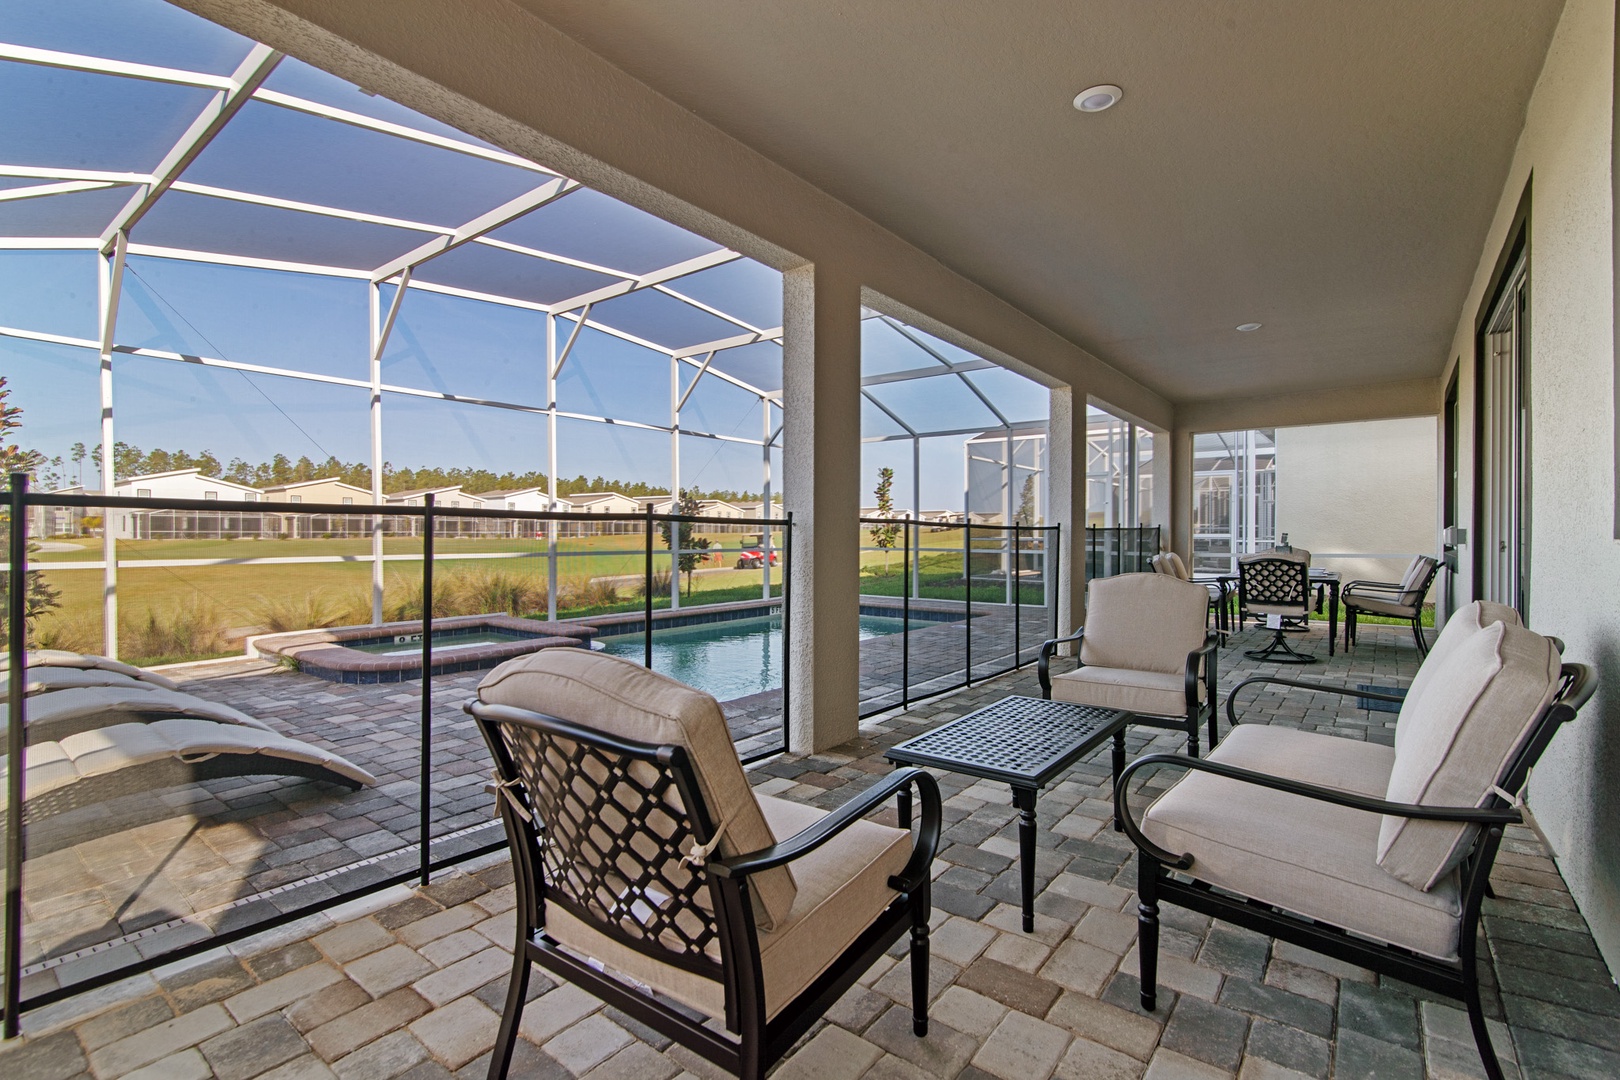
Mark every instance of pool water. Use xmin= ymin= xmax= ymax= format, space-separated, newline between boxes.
xmin=350 ymin=630 xmax=537 ymax=656
xmin=598 ymin=614 xmax=923 ymax=701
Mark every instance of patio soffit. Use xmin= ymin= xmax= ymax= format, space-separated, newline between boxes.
xmin=511 ymin=0 xmax=1562 ymax=404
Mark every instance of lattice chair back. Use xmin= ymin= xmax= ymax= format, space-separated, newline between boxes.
xmin=1238 ymin=553 xmax=1310 ymax=615
xmin=482 ymin=707 xmax=727 ymax=977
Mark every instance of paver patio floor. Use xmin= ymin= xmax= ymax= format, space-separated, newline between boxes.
xmin=4 ymin=620 xmax=1616 ymax=1079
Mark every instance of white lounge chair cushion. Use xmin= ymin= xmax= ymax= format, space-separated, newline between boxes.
xmin=1 ymin=665 xmax=171 ymax=701
xmin=1050 ymin=665 xmax=1203 ymax=718
xmin=1395 ymin=601 xmax=1521 ymax=757
xmin=477 ymin=649 xmax=797 ymax=932
xmin=1079 ymin=573 xmax=1209 ymax=676
xmin=22 ymin=686 xmax=271 ymax=732
xmin=16 ymin=718 xmax=376 ymax=802
xmin=1151 ymin=552 xmax=1190 ymax=580
xmin=541 ymin=793 xmax=910 ymax=1020
xmin=1346 ymin=594 xmax=1421 ymax=617
xmin=1378 ymin=620 xmax=1559 ymax=890
xmin=1143 ymin=724 xmax=1464 ymax=959
xmin=4 ymin=651 xmax=180 ymax=690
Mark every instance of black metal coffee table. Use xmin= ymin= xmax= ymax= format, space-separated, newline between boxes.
xmin=886 ymin=696 xmax=1133 ymax=932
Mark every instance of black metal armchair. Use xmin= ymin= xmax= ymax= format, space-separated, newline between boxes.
xmin=1236 ymin=550 xmax=1315 ymax=663
xmin=1343 ymin=555 xmax=1441 ymax=655
xmin=1115 ymin=606 xmax=1592 ymax=1080
xmin=1038 ymin=572 xmax=1219 ymax=756
xmin=468 ymin=650 xmax=941 ymax=1080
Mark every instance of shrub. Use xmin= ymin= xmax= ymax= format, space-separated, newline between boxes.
xmin=119 ymin=601 xmax=230 ymax=665
xmin=248 ymin=591 xmax=350 ymax=633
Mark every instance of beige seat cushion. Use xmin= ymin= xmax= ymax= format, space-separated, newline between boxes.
xmin=1080 ymin=573 xmax=1209 ymax=675
xmin=1347 ymin=595 xmax=1419 ymax=617
xmin=543 ymin=793 xmax=911 ymax=1021
xmin=1050 ymin=666 xmax=1202 ymax=718
xmin=478 ymin=649 xmax=796 ymax=931
xmin=1378 ymin=620 xmax=1559 ymax=890
xmin=1143 ymin=725 xmax=1463 ymax=959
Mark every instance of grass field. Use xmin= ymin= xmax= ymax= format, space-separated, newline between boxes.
xmin=23 ymin=526 xmax=1038 ymax=664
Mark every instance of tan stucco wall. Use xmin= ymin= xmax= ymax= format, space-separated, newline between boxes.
xmin=1441 ymin=0 xmax=1619 ymax=973
xmin=1275 ymin=418 xmax=1438 ymax=587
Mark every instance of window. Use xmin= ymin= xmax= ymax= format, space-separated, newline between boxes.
xmin=242 ymin=492 xmax=257 ymax=502
xmin=203 ymin=491 xmax=218 ymax=500
xmin=290 ymin=494 xmax=303 ymax=503
xmin=136 ymin=488 xmax=151 ymax=498
xmin=342 ymin=496 xmax=354 ymax=505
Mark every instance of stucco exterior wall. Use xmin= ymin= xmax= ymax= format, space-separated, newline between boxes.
xmin=1275 ymin=418 xmax=1438 ymax=587
xmin=1441 ymin=0 xmax=1619 ymax=973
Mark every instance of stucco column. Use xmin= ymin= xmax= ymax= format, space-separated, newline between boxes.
xmin=1170 ymin=427 xmax=1195 ymax=560
xmin=782 ymin=263 xmax=862 ymax=752
xmin=1049 ymin=387 xmax=1088 ymax=643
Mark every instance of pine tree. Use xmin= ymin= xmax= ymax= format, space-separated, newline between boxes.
xmin=870 ymin=467 xmax=901 ymax=574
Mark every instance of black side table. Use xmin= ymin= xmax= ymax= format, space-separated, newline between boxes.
xmin=886 ymin=696 xmax=1133 ymax=931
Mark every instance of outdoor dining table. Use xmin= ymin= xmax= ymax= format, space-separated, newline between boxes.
xmin=1216 ymin=567 xmax=1341 ymax=655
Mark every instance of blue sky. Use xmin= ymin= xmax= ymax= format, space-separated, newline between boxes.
xmin=0 ymin=0 xmax=1048 ymax=508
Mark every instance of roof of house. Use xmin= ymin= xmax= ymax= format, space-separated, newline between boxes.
xmin=262 ymin=477 xmax=371 ymax=494
xmin=114 ymin=468 xmax=261 ymax=492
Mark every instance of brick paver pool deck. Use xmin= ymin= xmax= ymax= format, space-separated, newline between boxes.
xmin=4 ymin=620 xmax=1615 ymax=1079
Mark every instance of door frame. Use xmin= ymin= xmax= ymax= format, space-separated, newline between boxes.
xmin=1471 ymin=181 xmax=1532 ymax=614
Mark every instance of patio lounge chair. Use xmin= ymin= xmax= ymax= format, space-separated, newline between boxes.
xmin=1038 ymin=572 xmax=1219 ymax=756
xmin=8 ymin=718 xmax=377 ymax=824
xmin=1116 ymin=601 xmax=1591 ymax=1080
xmin=1343 ymin=554 xmax=1442 ymax=655
xmin=0 ymin=650 xmax=180 ymax=690
xmin=467 ymin=649 xmax=941 ymax=1080
xmin=21 ymin=685 xmax=273 ymax=742
xmin=1 ymin=663 xmax=179 ymax=700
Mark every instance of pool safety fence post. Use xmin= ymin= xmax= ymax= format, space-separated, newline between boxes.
xmin=5 ymin=474 xmax=29 ymax=1038
xmin=419 ymin=492 xmax=434 ymax=887
xmin=901 ymin=518 xmax=911 ymax=710
xmin=1051 ymin=524 xmax=1061 ymax=642
xmin=963 ymin=524 xmax=972 ymax=687
xmin=1013 ymin=523 xmax=1021 ymax=665
xmin=781 ymin=511 xmax=792 ymax=750
xmin=644 ymin=505 xmax=655 ymax=670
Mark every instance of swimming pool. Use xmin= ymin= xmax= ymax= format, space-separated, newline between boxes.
xmin=597 ymin=614 xmax=929 ymax=702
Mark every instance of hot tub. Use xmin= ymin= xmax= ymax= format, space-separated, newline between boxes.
xmin=250 ymin=614 xmax=596 ymax=683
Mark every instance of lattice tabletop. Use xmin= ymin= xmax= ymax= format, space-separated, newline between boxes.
xmin=885 ymin=695 xmax=1131 ymax=788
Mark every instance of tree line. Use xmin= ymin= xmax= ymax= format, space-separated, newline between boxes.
xmin=34 ymin=441 xmax=769 ymax=503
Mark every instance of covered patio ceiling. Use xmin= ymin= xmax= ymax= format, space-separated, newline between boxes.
xmin=510 ymin=0 xmax=1564 ymax=404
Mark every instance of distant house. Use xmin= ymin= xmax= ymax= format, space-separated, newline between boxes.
xmin=385 ymin=486 xmax=492 ymax=537
xmin=479 ymin=487 xmax=571 ymax=513
xmin=262 ymin=478 xmax=373 ymax=506
xmin=571 ymin=491 xmax=643 ymax=515
xmin=30 ymin=485 xmax=88 ymax=538
xmin=733 ymin=500 xmax=785 ymax=520
xmin=261 ymin=478 xmax=374 ymax=538
xmin=110 ymin=469 xmax=264 ymax=539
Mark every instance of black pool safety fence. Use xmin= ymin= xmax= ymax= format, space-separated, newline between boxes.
xmin=2 ymin=474 xmax=793 ymax=1032
xmin=1086 ymin=525 xmax=1161 ymax=581
xmin=855 ymin=517 xmax=1060 ymax=718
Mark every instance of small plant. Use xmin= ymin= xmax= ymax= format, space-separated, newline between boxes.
xmin=657 ymin=490 xmax=712 ymax=597
xmin=635 ymin=569 xmax=673 ymax=600
xmin=29 ymin=611 xmax=101 ymax=654
xmin=446 ymin=568 xmax=548 ymax=618
xmin=869 ymin=467 xmax=901 ymax=575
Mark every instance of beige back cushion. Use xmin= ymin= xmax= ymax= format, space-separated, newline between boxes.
xmin=1377 ymin=620 xmax=1559 ymax=891
xmin=1395 ymin=601 xmax=1521 ymax=757
xmin=1080 ymin=573 xmax=1209 ymax=676
xmin=1152 ymin=552 xmax=1191 ymax=580
xmin=1399 ymin=556 xmax=1439 ymax=606
xmin=478 ymin=648 xmax=796 ymax=931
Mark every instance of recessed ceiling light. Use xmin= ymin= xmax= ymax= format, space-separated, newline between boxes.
xmin=1073 ymin=84 xmax=1123 ymax=113
xmin=1236 ymin=322 xmax=1262 ymax=332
